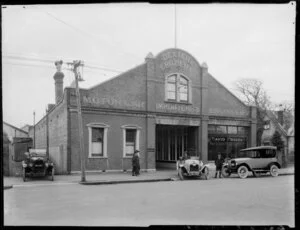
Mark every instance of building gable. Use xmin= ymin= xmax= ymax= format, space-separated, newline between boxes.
xmin=207 ymin=74 xmax=250 ymax=117
xmin=79 ymin=64 xmax=147 ymax=111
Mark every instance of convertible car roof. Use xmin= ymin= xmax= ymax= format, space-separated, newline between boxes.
xmin=240 ymin=146 xmax=277 ymax=151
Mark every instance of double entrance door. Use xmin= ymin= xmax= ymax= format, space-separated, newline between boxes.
xmin=156 ymin=125 xmax=198 ymax=162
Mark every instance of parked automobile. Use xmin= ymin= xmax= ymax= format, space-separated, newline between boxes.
xmin=176 ymin=156 xmax=210 ymax=180
xmin=221 ymin=146 xmax=281 ymax=179
xmin=22 ymin=151 xmax=54 ymax=181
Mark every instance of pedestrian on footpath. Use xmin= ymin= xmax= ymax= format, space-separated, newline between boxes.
xmin=132 ymin=150 xmax=140 ymax=176
xmin=215 ymin=153 xmax=224 ymax=178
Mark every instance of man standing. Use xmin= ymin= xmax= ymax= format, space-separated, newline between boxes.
xmin=215 ymin=153 xmax=224 ymax=178
xmin=132 ymin=150 xmax=140 ymax=176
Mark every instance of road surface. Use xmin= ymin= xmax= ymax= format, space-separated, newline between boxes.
xmin=4 ymin=175 xmax=294 ymax=227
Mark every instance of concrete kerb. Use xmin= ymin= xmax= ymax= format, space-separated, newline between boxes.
xmin=4 ymin=185 xmax=13 ymax=190
xmin=79 ymin=178 xmax=172 ymax=185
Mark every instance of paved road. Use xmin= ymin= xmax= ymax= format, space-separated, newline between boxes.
xmin=4 ymin=175 xmax=294 ymax=227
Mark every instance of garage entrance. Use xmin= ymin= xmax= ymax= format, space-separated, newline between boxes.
xmin=155 ymin=125 xmax=198 ymax=169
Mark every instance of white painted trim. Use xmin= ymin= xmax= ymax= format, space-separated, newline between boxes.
xmin=165 ymin=73 xmax=192 ymax=103
xmin=87 ymin=123 xmax=109 ymax=158
xmin=121 ymin=125 xmax=141 ymax=157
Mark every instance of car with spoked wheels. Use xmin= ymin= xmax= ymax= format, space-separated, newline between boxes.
xmin=176 ymin=156 xmax=210 ymax=180
xmin=221 ymin=146 xmax=281 ymax=179
xmin=22 ymin=150 xmax=55 ymax=182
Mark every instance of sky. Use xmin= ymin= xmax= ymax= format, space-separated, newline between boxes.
xmin=2 ymin=3 xmax=295 ymax=128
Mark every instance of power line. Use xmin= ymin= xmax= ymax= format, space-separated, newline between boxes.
xmin=28 ymin=5 xmax=141 ymax=62
xmin=3 ymin=55 xmax=124 ymax=73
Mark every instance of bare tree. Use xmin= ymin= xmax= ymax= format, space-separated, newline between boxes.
xmin=234 ymin=79 xmax=272 ymax=145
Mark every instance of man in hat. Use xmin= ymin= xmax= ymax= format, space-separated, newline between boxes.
xmin=132 ymin=150 xmax=140 ymax=176
xmin=215 ymin=153 xmax=224 ymax=178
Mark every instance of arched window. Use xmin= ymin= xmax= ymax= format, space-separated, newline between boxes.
xmin=166 ymin=74 xmax=190 ymax=103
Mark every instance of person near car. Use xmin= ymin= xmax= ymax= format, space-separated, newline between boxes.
xmin=183 ymin=151 xmax=190 ymax=160
xmin=215 ymin=153 xmax=224 ymax=178
xmin=132 ymin=150 xmax=140 ymax=176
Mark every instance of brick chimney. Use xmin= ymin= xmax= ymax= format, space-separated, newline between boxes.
xmin=277 ymin=110 xmax=284 ymax=126
xmin=53 ymin=60 xmax=64 ymax=104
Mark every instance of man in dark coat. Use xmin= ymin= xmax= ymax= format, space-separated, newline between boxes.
xmin=132 ymin=150 xmax=140 ymax=176
xmin=215 ymin=153 xmax=224 ymax=178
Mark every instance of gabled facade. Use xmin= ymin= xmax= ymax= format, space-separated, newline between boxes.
xmin=262 ymin=110 xmax=294 ymax=164
xmin=33 ymin=48 xmax=257 ymax=173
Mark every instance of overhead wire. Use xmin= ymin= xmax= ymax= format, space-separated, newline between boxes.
xmin=3 ymin=54 xmax=124 ymax=73
xmin=28 ymin=5 xmax=141 ymax=62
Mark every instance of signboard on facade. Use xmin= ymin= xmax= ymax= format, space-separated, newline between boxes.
xmin=82 ymin=96 xmax=145 ymax=110
xmin=156 ymin=103 xmax=200 ymax=114
xmin=210 ymin=137 xmax=246 ymax=142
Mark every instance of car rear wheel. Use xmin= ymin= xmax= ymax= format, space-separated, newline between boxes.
xmin=178 ymin=168 xmax=184 ymax=180
xmin=237 ymin=165 xmax=248 ymax=179
xmin=270 ymin=164 xmax=279 ymax=177
xmin=22 ymin=168 xmax=26 ymax=182
xmin=221 ymin=166 xmax=231 ymax=178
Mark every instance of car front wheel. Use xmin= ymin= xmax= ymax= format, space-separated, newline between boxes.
xmin=237 ymin=165 xmax=249 ymax=179
xmin=270 ymin=164 xmax=279 ymax=177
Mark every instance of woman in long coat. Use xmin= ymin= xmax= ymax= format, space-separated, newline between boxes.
xmin=132 ymin=150 xmax=140 ymax=176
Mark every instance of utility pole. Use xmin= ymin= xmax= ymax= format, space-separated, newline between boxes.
xmin=46 ymin=107 xmax=49 ymax=158
xmin=33 ymin=111 xmax=36 ymax=149
xmin=68 ymin=60 xmax=86 ymax=182
xmin=174 ymin=4 xmax=177 ymax=48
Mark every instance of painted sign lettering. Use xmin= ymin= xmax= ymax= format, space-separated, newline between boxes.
xmin=159 ymin=51 xmax=195 ymax=72
xmin=156 ymin=103 xmax=200 ymax=114
xmin=83 ymin=96 xmax=145 ymax=109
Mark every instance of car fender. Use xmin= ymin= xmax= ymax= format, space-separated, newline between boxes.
xmin=200 ymin=164 xmax=209 ymax=173
xmin=267 ymin=162 xmax=281 ymax=169
xmin=237 ymin=163 xmax=252 ymax=171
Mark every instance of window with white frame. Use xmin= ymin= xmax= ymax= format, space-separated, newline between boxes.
xmin=87 ymin=123 xmax=109 ymax=158
xmin=166 ymin=74 xmax=190 ymax=102
xmin=121 ymin=125 xmax=141 ymax=157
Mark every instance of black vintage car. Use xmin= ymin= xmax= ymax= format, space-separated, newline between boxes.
xmin=22 ymin=151 xmax=55 ymax=181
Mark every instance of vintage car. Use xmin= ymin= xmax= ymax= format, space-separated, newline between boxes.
xmin=176 ymin=156 xmax=210 ymax=180
xmin=22 ymin=151 xmax=55 ymax=181
xmin=221 ymin=146 xmax=281 ymax=179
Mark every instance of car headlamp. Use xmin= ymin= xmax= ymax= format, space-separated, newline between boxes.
xmin=231 ymin=161 xmax=236 ymax=167
xmin=29 ymin=163 xmax=33 ymax=167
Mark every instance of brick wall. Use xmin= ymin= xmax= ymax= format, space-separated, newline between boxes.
xmin=33 ymin=92 xmax=68 ymax=174
xmin=69 ymin=110 xmax=147 ymax=172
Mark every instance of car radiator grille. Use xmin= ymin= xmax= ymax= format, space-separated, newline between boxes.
xmin=190 ymin=165 xmax=199 ymax=172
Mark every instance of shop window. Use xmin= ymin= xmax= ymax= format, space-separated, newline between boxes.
xmin=216 ymin=126 xmax=227 ymax=134
xmin=208 ymin=125 xmax=216 ymax=134
xmin=165 ymin=74 xmax=191 ymax=103
xmin=87 ymin=123 xmax=109 ymax=158
xmin=121 ymin=125 xmax=141 ymax=157
xmin=228 ymin=126 xmax=237 ymax=134
xmin=238 ymin=126 xmax=248 ymax=135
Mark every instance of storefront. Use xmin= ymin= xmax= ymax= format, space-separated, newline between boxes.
xmin=33 ymin=48 xmax=257 ymax=174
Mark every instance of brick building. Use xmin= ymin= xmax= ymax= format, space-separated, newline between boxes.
xmin=33 ymin=48 xmax=257 ymax=174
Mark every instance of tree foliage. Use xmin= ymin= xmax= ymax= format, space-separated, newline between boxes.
xmin=234 ymin=78 xmax=272 ymax=145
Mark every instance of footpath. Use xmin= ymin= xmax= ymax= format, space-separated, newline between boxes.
xmin=3 ymin=164 xmax=294 ymax=190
